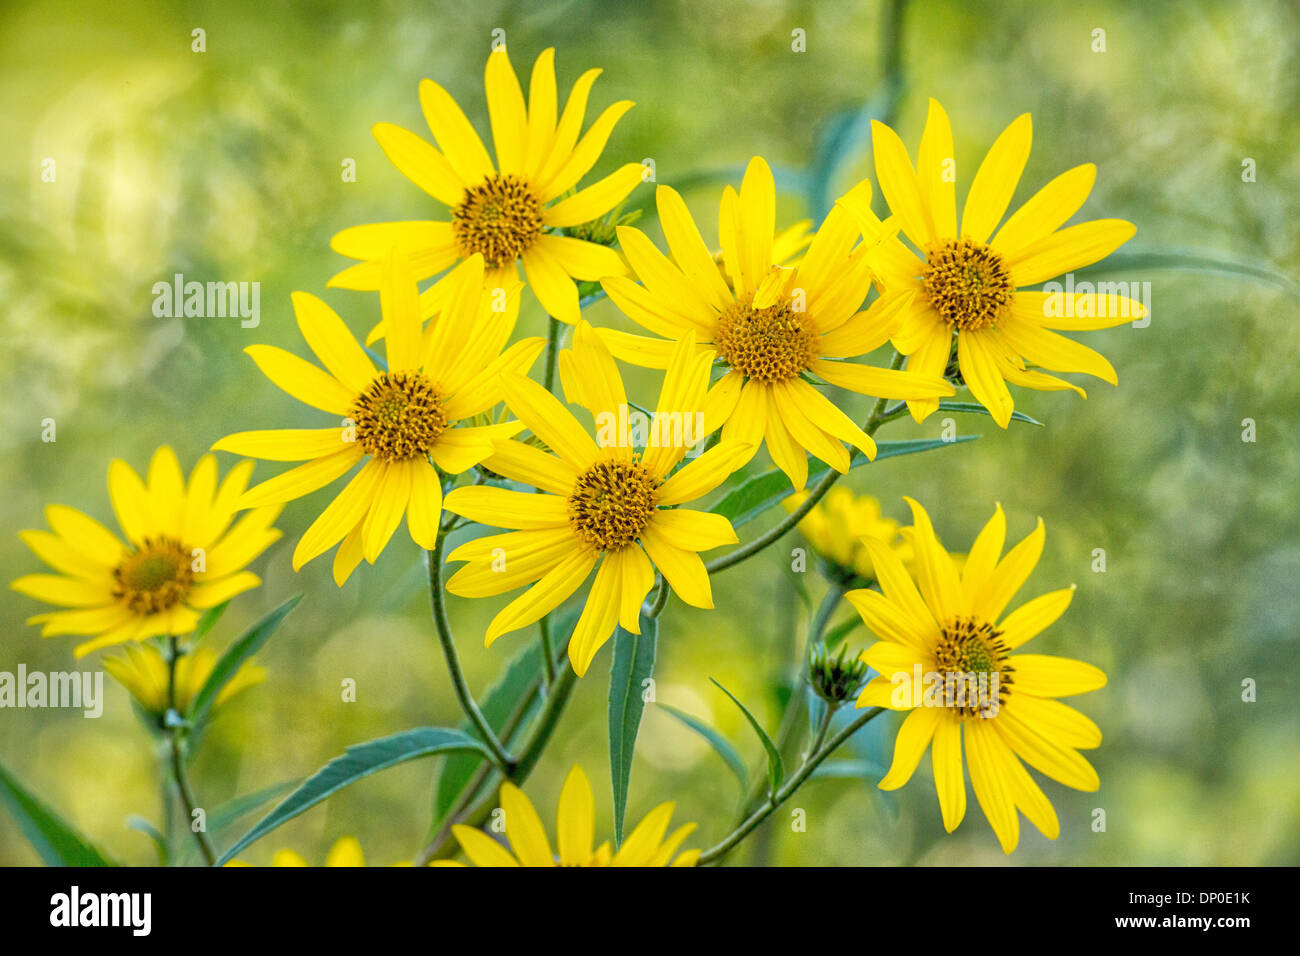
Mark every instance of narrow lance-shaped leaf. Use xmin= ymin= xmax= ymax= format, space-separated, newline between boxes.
xmin=711 ymin=678 xmax=785 ymax=797
xmin=216 ymin=728 xmax=488 ymax=865
xmin=0 ymin=757 xmax=115 ymax=866
xmin=712 ymin=436 xmax=979 ymax=528
xmin=937 ymin=401 xmax=1042 ymax=426
xmin=657 ymin=703 xmax=749 ymax=797
xmin=188 ymin=594 xmax=302 ymax=730
xmin=608 ymin=613 xmax=658 ymax=845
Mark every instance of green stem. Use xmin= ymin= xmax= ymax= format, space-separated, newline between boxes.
xmin=414 ymin=635 xmax=578 ymax=865
xmin=543 ymin=316 xmax=561 ymax=393
xmin=166 ymin=637 xmax=216 ymax=867
xmin=698 ymin=706 xmax=884 ymax=866
xmin=538 ymin=616 xmax=556 ymax=692
xmin=738 ymin=583 xmax=845 ymax=818
xmin=426 ymin=536 xmax=515 ymax=773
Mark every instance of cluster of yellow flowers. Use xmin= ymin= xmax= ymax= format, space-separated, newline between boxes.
xmin=12 ymin=46 xmax=1142 ymax=862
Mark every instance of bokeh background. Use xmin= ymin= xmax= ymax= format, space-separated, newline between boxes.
xmin=2 ymin=0 xmax=1297 ymax=866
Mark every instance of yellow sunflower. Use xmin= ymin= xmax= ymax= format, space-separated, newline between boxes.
xmin=329 ymin=45 xmax=644 ymax=326
xmin=849 ymin=498 xmax=1105 ymax=853
xmin=435 ymin=765 xmax=698 ymax=867
xmin=442 ymin=322 xmax=751 ymax=676
xmin=839 ymin=98 xmax=1144 ymax=427
xmin=213 ymin=252 xmax=542 ymax=584
xmin=103 ymin=642 xmax=266 ymax=720
xmin=12 ymin=447 xmax=281 ymax=658
xmin=596 ymin=156 xmax=954 ymax=490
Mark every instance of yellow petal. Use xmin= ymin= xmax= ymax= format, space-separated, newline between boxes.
xmin=370 ymin=122 xmax=465 ymax=206
xmin=418 ymin=77 xmax=495 ymax=186
xmin=960 ymin=113 xmax=1032 ymax=244
xmin=931 ymin=717 xmax=966 ymax=832
xmin=499 ymin=782 xmax=556 ymax=866
xmin=544 ymin=163 xmax=644 ymax=228
xmin=555 ymin=765 xmax=595 ymax=866
xmin=291 ymin=291 xmax=378 ymax=393
xmin=405 ymin=461 xmax=443 ymax=551
xmin=484 ymin=46 xmax=527 ymax=175
xmin=361 ymin=460 xmax=412 ymax=563
xmin=212 ymin=428 xmax=352 ymax=462
xmin=237 ymin=446 xmax=362 ymax=509
xmin=1008 ymin=654 xmax=1107 ymax=697
xmin=640 ymin=522 xmax=712 ymax=609
xmin=917 ymin=98 xmax=957 ymax=238
xmin=1007 ymin=219 xmax=1137 ymax=287
xmin=974 ymin=517 xmax=1044 ymax=622
xmin=878 ymin=706 xmax=943 ymax=790
xmin=568 ymin=555 xmax=622 ymax=676
xmin=870 ymin=119 xmax=933 ymax=249
xmin=999 ymin=586 xmax=1074 ymax=650
xmin=957 ymin=331 xmax=1014 ymax=429
xmin=485 ymin=548 xmax=596 ymax=645
xmin=244 ymin=345 xmax=355 ymax=416
xmin=991 ymin=163 xmax=1096 ymax=260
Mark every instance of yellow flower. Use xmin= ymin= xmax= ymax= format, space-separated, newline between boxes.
xmin=785 ymin=486 xmax=913 ymax=585
xmin=437 ymin=765 xmax=698 ymax=867
xmin=849 ymin=498 xmax=1105 ymax=853
xmin=443 ymin=322 xmax=750 ymax=676
xmin=596 ymin=156 xmax=954 ymax=490
xmin=103 ymin=642 xmax=266 ymax=719
xmin=329 ymin=46 xmax=644 ymax=326
xmin=839 ymin=98 xmax=1143 ymax=427
xmin=227 ymin=836 xmax=374 ymax=867
xmin=12 ymin=448 xmax=281 ymax=658
xmin=213 ymin=253 xmax=542 ymax=584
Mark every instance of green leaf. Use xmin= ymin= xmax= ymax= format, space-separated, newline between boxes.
xmin=126 ymin=815 xmax=168 ymax=865
xmin=608 ymin=613 xmax=658 ymax=845
xmin=194 ymin=600 xmax=230 ymax=641
xmin=710 ymin=679 xmax=784 ymax=797
xmin=174 ymin=780 xmax=299 ymax=864
xmin=188 ymin=594 xmax=300 ymax=730
xmin=657 ymin=704 xmax=748 ymax=796
xmin=1071 ymin=247 xmax=1300 ymax=296
xmin=937 ymin=401 xmax=1042 ymax=427
xmin=216 ymin=728 xmax=488 ymax=865
xmin=712 ymin=436 xmax=979 ymax=528
xmin=433 ymin=641 xmax=544 ymax=826
xmin=0 ymin=757 xmax=115 ymax=866
xmin=823 ymin=614 xmax=863 ymax=649
xmin=807 ymin=76 xmax=904 ymax=220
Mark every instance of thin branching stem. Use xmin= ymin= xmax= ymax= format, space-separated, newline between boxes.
xmin=426 ymin=535 xmax=515 ymax=773
xmin=698 ymin=706 xmax=884 ymax=866
xmin=166 ymin=637 xmax=216 ymax=867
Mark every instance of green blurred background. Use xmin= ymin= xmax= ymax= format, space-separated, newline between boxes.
xmin=2 ymin=0 xmax=1297 ymax=866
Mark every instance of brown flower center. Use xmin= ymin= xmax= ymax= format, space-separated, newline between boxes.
xmin=568 ymin=458 xmax=658 ymax=552
xmin=714 ymin=292 xmax=818 ymax=383
xmin=351 ymin=371 xmax=448 ymax=462
xmin=922 ymin=238 xmax=1015 ymax=331
xmin=113 ymin=537 xmax=193 ymax=615
xmin=933 ymin=617 xmax=1014 ymax=716
xmin=451 ymin=174 xmax=544 ymax=268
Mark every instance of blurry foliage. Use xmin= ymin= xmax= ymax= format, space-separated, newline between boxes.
xmin=1 ymin=0 xmax=1297 ymax=865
